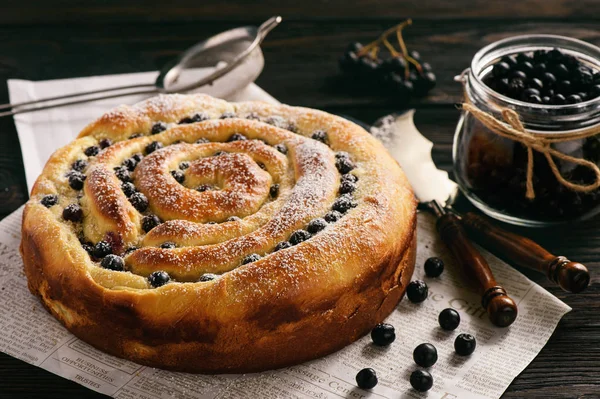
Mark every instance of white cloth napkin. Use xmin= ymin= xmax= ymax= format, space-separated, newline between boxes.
xmin=8 ymin=72 xmax=278 ymax=192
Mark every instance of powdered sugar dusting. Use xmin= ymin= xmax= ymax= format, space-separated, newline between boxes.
xmin=34 ymin=94 xmax=413 ymax=296
xmin=127 ymin=133 xmax=340 ymax=281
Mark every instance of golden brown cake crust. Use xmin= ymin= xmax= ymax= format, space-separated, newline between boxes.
xmin=20 ymin=94 xmax=417 ymax=373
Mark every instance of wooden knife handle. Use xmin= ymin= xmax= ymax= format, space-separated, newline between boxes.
xmin=436 ymin=212 xmax=518 ymax=327
xmin=461 ymin=212 xmax=590 ymax=294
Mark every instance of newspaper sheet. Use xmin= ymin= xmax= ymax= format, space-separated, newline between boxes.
xmin=0 ymin=208 xmax=570 ymax=399
xmin=0 ymin=73 xmax=571 ymax=398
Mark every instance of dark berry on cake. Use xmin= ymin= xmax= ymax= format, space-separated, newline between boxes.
xmin=339 ymin=179 xmax=356 ymax=194
xmin=273 ymin=241 xmax=292 ymax=252
xmin=324 ymin=210 xmax=343 ymax=223
xmin=145 ymin=141 xmax=163 ymax=155
xmin=84 ymin=146 xmax=100 ymax=157
xmin=341 ymin=173 xmax=358 ymax=184
xmin=197 ymin=184 xmax=212 ymax=192
xmin=93 ymin=241 xmax=112 ymax=258
xmin=335 ymin=157 xmax=356 ymax=174
xmin=269 ymin=184 xmax=279 ymax=198
xmin=101 ymin=254 xmax=125 ymax=271
xmin=63 ymin=204 xmax=83 ymax=222
xmin=151 ymin=122 xmax=168 ymax=134
xmin=121 ymin=182 xmax=136 ymax=197
xmin=41 ymin=194 xmax=59 ymax=208
xmin=242 ymin=253 xmax=262 ymax=264
xmin=114 ymin=167 xmax=132 ymax=183
xmin=122 ymin=157 xmax=138 ymax=171
xmin=289 ymin=230 xmax=312 ymax=245
xmin=220 ymin=112 xmax=236 ymax=119
xmin=68 ymin=171 xmax=86 ymax=190
xmin=199 ymin=273 xmax=219 ymax=282
xmin=129 ymin=192 xmax=149 ymax=212
xmin=179 ymin=113 xmax=209 ymax=124
xmin=311 ymin=130 xmax=328 ymax=144
xmin=142 ymin=214 xmax=162 ymax=232
xmin=171 ymin=170 xmax=185 ymax=184
xmin=71 ymin=159 xmax=87 ymax=172
xmin=99 ymin=138 xmax=112 ymax=149
xmin=332 ymin=194 xmax=357 ymax=214
xmin=228 ymin=133 xmax=247 ymax=142
xmin=274 ymin=144 xmax=288 ymax=154
xmin=307 ymin=218 xmax=328 ymax=234
xmin=148 ymin=271 xmax=170 ymax=287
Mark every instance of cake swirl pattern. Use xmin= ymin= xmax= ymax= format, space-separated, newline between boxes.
xmin=20 ymin=94 xmax=417 ymax=373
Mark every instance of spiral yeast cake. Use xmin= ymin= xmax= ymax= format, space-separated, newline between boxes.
xmin=20 ymin=94 xmax=416 ymax=373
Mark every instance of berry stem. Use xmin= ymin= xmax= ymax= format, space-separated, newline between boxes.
xmin=406 ymin=54 xmax=423 ymax=75
xmin=369 ymin=46 xmax=379 ymax=58
xmin=382 ymin=37 xmax=401 ymax=57
xmin=357 ymin=19 xmax=414 ymax=59
xmin=395 ymin=23 xmax=423 ymax=76
xmin=357 ymin=42 xmax=378 ymax=59
xmin=395 ymin=27 xmax=409 ymax=57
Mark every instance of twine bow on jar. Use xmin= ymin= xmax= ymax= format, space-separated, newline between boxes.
xmin=460 ymin=76 xmax=600 ymax=200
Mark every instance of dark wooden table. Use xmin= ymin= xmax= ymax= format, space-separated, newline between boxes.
xmin=1 ymin=2 xmax=600 ymax=397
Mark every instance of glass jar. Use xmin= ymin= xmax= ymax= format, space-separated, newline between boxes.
xmin=454 ymin=35 xmax=600 ymax=226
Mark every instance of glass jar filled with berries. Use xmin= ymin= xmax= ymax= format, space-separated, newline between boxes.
xmin=454 ymin=35 xmax=600 ymax=226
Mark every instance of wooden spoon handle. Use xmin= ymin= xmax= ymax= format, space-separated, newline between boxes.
xmin=461 ymin=212 xmax=590 ymax=294
xmin=436 ymin=212 xmax=518 ymax=327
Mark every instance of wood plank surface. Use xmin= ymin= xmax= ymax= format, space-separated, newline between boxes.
xmin=2 ymin=1 xmax=600 ymax=24
xmin=0 ymin=9 xmax=599 ymax=398
xmin=1 ymin=19 xmax=599 ymax=216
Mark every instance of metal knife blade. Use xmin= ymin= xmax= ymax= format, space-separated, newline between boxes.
xmin=371 ymin=110 xmax=457 ymax=205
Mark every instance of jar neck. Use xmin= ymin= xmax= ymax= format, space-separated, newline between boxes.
xmin=466 ymin=35 xmax=600 ymax=133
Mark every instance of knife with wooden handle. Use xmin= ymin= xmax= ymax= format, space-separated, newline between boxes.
xmin=460 ymin=212 xmax=590 ymax=293
xmin=427 ymin=201 xmax=518 ymax=327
